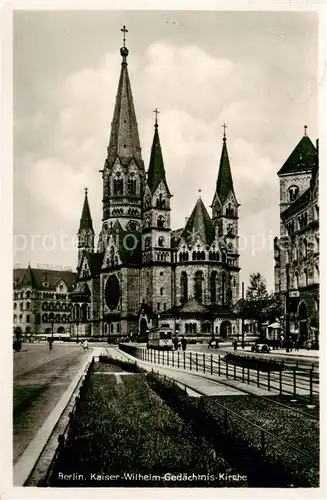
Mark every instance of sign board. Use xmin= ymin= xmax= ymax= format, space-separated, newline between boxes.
xmin=289 ymin=291 xmax=300 ymax=298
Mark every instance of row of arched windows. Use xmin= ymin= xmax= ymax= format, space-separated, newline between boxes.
xmin=180 ymin=271 xmax=236 ymax=304
xmin=293 ymin=264 xmax=319 ymax=288
xmin=185 ymin=323 xmax=197 ymax=333
xmin=178 ymin=251 xmax=222 ymax=262
xmin=42 ymin=302 xmax=72 ymax=312
xmin=72 ymin=303 xmax=90 ymax=322
xmin=112 ymin=177 xmax=138 ymax=196
xmin=42 ymin=313 xmax=71 ymax=323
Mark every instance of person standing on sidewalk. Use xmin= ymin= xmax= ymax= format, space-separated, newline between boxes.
xmin=233 ymin=339 xmax=238 ymax=351
xmin=181 ymin=336 xmax=187 ymax=351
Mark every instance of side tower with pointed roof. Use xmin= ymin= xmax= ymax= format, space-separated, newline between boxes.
xmin=140 ymin=114 xmax=173 ymax=331
xmin=211 ymin=127 xmax=240 ymax=305
xmin=77 ymin=188 xmax=95 ymax=268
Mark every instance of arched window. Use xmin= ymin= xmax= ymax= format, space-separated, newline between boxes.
xmin=179 ymin=253 xmax=183 ymax=262
xmin=26 ymin=302 xmax=30 ymax=310
xmin=14 ymin=303 xmax=17 ymax=310
xmin=286 ymin=250 xmax=290 ymax=265
xmin=113 ymin=177 xmax=124 ymax=195
xmin=180 ymin=272 xmax=188 ymax=304
xmin=288 ymin=185 xmax=299 ymax=202
xmin=43 ymin=313 xmax=48 ymax=323
xmin=127 ymin=177 xmax=136 ymax=195
xmin=192 ymin=251 xmax=196 ymax=261
xmin=110 ymin=246 xmax=115 ymax=267
xmin=315 ymin=236 xmax=319 ymax=254
xmin=210 ymin=271 xmax=217 ymax=303
xmin=197 ymin=251 xmax=201 ymax=260
xmin=201 ymin=251 xmax=205 ymax=260
xmin=156 ymin=194 xmax=165 ymax=209
xmin=303 ymin=239 xmax=308 ymax=259
xmin=26 ymin=291 xmax=30 ymax=299
xmin=195 ymin=271 xmax=203 ymax=302
xmin=158 ymin=237 xmax=164 ymax=247
xmin=303 ymin=269 xmax=308 ymax=287
xmin=294 ymin=271 xmax=299 ymax=289
xmin=160 ymin=287 xmax=164 ymax=296
xmin=226 ymin=203 xmax=234 ymax=217
xmin=13 ymin=314 xmax=17 ymax=323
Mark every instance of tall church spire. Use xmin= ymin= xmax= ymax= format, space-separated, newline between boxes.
xmin=215 ymin=125 xmax=235 ymax=204
xmin=79 ymin=187 xmax=94 ymax=233
xmin=78 ymin=188 xmax=94 ymax=267
xmin=147 ymin=110 xmax=169 ymax=194
xmin=106 ymin=27 xmax=143 ymax=170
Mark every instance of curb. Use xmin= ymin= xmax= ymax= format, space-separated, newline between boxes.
xmin=13 ymin=348 xmax=101 ymax=486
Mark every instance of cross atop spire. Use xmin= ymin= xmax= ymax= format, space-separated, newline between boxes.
xmin=304 ymin=124 xmax=308 ymax=136
xmin=198 ymin=188 xmax=202 ymax=198
xmin=153 ymin=108 xmax=160 ymax=127
xmin=84 ymin=187 xmax=88 ymax=195
xmin=222 ymin=123 xmax=227 ymax=141
xmin=121 ymin=25 xmax=128 ymax=47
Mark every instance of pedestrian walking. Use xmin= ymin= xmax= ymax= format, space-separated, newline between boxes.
xmin=215 ymin=339 xmax=219 ymax=349
xmin=233 ymin=339 xmax=238 ymax=351
xmin=181 ymin=336 xmax=187 ymax=351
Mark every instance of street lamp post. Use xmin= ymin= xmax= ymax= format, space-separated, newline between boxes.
xmin=49 ymin=312 xmax=54 ymax=341
xmin=285 ymin=264 xmax=290 ymax=352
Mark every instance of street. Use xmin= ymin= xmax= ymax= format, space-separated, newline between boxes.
xmin=13 ymin=344 xmax=91 ymax=465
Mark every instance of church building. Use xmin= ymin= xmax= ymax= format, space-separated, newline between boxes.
xmin=70 ymin=31 xmax=241 ymax=340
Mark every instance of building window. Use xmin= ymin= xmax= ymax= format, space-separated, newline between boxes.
xmin=314 ymin=264 xmax=319 ymax=282
xmin=20 ymin=303 xmax=23 ymax=311
xmin=157 ymin=216 xmax=165 ymax=228
xmin=288 ymin=185 xmax=299 ymax=202
xmin=14 ymin=303 xmax=17 ymax=310
xmin=26 ymin=302 xmax=30 ymax=310
xmin=117 ymin=323 xmax=120 ymax=333
xmin=157 ymin=303 xmax=161 ymax=311
xmin=14 ymin=315 xmax=17 ymax=323
xmin=160 ymin=287 xmax=164 ymax=296
xmin=26 ymin=315 xmax=30 ymax=323
xmin=127 ymin=177 xmax=136 ymax=195
xmin=19 ymin=314 xmax=23 ymax=323
xmin=156 ymin=194 xmax=165 ymax=209
xmin=110 ymin=324 xmax=113 ymax=333
xmin=163 ymin=303 xmax=166 ymax=310
xmin=303 ymin=269 xmax=308 ymax=287
xmin=210 ymin=271 xmax=217 ymax=303
xmin=158 ymin=236 xmax=164 ymax=247
xmin=303 ymin=239 xmax=308 ymax=259
xmin=180 ymin=272 xmax=188 ymax=304
xmin=113 ymin=177 xmax=124 ymax=195
xmin=194 ymin=271 xmax=203 ymax=302
xmin=294 ymin=272 xmax=299 ymax=289
xmin=26 ymin=291 xmax=31 ymax=299
xmin=226 ymin=203 xmax=234 ymax=217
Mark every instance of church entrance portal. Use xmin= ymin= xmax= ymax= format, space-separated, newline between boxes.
xmin=220 ymin=320 xmax=232 ymax=339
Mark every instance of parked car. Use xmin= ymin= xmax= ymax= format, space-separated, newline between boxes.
xmin=251 ymin=343 xmax=270 ymax=353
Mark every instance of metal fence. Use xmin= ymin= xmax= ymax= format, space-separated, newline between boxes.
xmin=119 ymin=344 xmax=319 ymax=404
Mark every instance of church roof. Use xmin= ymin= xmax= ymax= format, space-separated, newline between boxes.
xmin=181 ymin=198 xmax=215 ymax=247
xmin=78 ymin=189 xmax=94 ymax=233
xmin=147 ymin=121 xmax=170 ymax=194
xmin=216 ymin=135 xmax=235 ymax=204
xmin=106 ymin=44 xmax=144 ymax=170
xmin=86 ymin=252 xmax=104 ymax=276
xmin=180 ymin=298 xmax=208 ymax=314
xmin=13 ymin=267 xmax=76 ymax=291
xmin=278 ymin=134 xmax=316 ymax=175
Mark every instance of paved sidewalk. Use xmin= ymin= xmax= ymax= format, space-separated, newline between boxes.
xmin=105 ymin=347 xmax=277 ymax=397
xmin=220 ymin=345 xmax=319 ymax=362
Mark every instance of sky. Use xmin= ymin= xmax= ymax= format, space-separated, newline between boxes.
xmin=13 ymin=10 xmax=318 ymax=291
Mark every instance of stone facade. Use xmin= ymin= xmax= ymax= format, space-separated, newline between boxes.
xmin=274 ymin=133 xmax=319 ymax=347
xmin=13 ymin=266 xmax=76 ymax=339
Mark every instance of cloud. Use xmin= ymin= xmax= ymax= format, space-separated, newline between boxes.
xmin=14 ymin=17 xmax=317 ymax=290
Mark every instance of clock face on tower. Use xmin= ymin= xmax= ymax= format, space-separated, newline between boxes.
xmin=105 ymin=275 xmax=120 ymax=310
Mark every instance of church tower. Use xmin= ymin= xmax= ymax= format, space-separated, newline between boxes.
xmin=211 ymin=125 xmax=240 ymax=304
xmin=142 ymin=111 xmax=173 ymax=316
xmin=100 ymin=26 xmax=145 ymax=249
xmin=77 ymin=188 xmax=94 ymax=268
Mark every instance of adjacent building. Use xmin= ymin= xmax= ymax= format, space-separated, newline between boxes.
xmin=13 ymin=265 xmax=76 ymax=339
xmin=274 ymin=130 xmax=319 ymax=347
xmin=71 ymin=35 xmax=241 ymax=341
